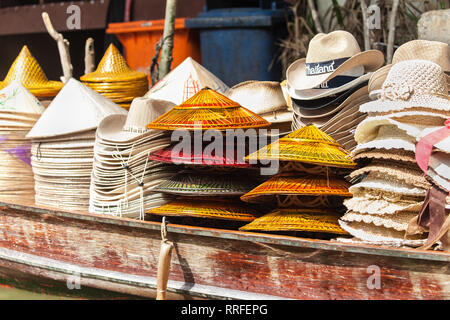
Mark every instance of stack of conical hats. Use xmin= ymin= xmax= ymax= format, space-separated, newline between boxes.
xmin=145 ymin=57 xmax=229 ymax=105
xmin=0 ymin=81 xmax=45 ymax=201
xmin=147 ymin=88 xmax=269 ymax=224
xmin=89 ymin=97 xmax=179 ymax=220
xmin=0 ymin=46 xmax=63 ymax=99
xmin=338 ymin=60 xmax=450 ymax=247
xmin=81 ymin=44 xmax=148 ymax=109
xmin=27 ymin=78 xmax=126 ymax=211
xmin=240 ymin=125 xmax=356 ymax=236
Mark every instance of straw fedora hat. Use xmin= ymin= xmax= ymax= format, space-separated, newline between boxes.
xmin=96 ymin=97 xmax=175 ymax=143
xmin=145 ymin=57 xmax=229 ymax=105
xmin=360 ymin=60 xmax=449 ymax=114
xmin=368 ymin=40 xmax=450 ymax=97
xmin=0 ymin=46 xmax=63 ymax=98
xmin=286 ymin=30 xmax=384 ymax=91
xmin=27 ymin=78 xmax=126 ymax=140
xmin=226 ymin=81 xmax=292 ymax=121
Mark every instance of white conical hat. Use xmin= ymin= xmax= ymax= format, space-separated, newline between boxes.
xmin=145 ymin=57 xmax=229 ymax=104
xmin=0 ymin=80 xmax=45 ymax=115
xmin=27 ymin=78 xmax=127 ymax=139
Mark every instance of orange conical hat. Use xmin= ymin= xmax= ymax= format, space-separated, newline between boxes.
xmin=81 ymin=44 xmax=147 ymax=82
xmin=240 ymin=172 xmax=351 ymax=204
xmin=245 ymin=124 xmax=357 ymax=168
xmin=0 ymin=46 xmax=63 ymax=98
xmin=147 ymin=88 xmax=270 ymax=130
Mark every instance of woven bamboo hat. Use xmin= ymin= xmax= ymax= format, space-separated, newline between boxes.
xmin=81 ymin=44 xmax=147 ymax=83
xmin=245 ymin=124 xmax=357 ymax=168
xmin=369 ymin=40 xmax=450 ymax=97
xmin=239 ymin=208 xmax=348 ymax=235
xmin=153 ymin=171 xmax=256 ymax=196
xmin=241 ymin=172 xmax=351 ymax=204
xmin=360 ymin=60 xmax=449 ymax=114
xmin=27 ymin=78 xmax=126 ymax=140
xmin=286 ymin=30 xmax=384 ymax=92
xmin=148 ymin=197 xmax=260 ymax=222
xmin=149 ymin=141 xmax=254 ymax=168
xmin=147 ymin=88 xmax=270 ymax=130
xmin=145 ymin=57 xmax=229 ymax=104
xmin=0 ymin=46 xmax=63 ymax=98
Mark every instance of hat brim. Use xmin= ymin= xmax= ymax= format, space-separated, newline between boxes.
xmin=287 ymin=50 xmax=384 ymax=91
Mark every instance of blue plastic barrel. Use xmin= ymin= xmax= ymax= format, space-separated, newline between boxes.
xmin=185 ymin=8 xmax=286 ymax=87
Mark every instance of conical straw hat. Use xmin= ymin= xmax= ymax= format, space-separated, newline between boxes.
xmin=145 ymin=57 xmax=229 ymax=104
xmin=148 ymin=197 xmax=260 ymax=222
xmin=27 ymin=78 xmax=127 ymax=139
xmin=80 ymin=44 xmax=147 ymax=83
xmin=147 ymin=88 xmax=270 ymax=130
xmin=239 ymin=208 xmax=348 ymax=235
xmin=0 ymin=81 xmax=45 ymax=115
xmin=0 ymin=46 xmax=63 ymax=98
xmin=241 ymin=172 xmax=351 ymax=204
xmin=153 ymin=171 xmax=257 ymax=196
xmin=246 ymin=124 xmax=356 ymax=168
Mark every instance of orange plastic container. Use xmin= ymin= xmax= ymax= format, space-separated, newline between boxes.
xmin=106 ymin=18 xmax=201 ymax=82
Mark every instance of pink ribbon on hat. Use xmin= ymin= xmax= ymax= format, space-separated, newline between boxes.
xmin=415 ymin=118 xmax=450 ymax=174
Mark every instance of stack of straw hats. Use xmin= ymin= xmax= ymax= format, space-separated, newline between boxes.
xmin=339 ymin=59 xmax=450 ymax=247
xmin=226 ymin=81 xmax=293 ymax=136
xmin=286 ymin=30 xmax=384 ymax=150
xmin=81 ymin=44 xmax=148 ymax=109
xmin=146 ymin=88 xmax=269 ymax=225
xmin=368 ymin=40 xmax=450 ymax=99
xmin=239 ymin=125 xmax=356 ymax=236
xmin=145 ymin=57 xmax=229 ymax=104
xmin=89 ymin=97 xmax=179 ymax=220
xmin=0 ymin=46 xmax=63 ymax=99
xmin=0 ymin=81 xmax=45 ymax=201
xmin=26 ymin=78 xmax=126 ymax=211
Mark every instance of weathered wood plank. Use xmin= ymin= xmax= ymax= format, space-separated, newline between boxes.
xmin=0 ymin=200 xmax=448 ymax=299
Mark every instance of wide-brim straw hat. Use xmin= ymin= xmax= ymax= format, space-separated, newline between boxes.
xmin=148 ymin=197 xmax=260 ymax=222
xmin=344 ymin=195 xmax=423 ymax=215
xmin=418 ymin=126 xmax=450 ymax=154
xmin=226 ymin=80 xmax=289 ymax=115
xmin=147 ymin=88 xmax=270 ymax=131
xmin=239 ymin=208 xmax=349 ymax=235
xmin=240 ymin=172 xmax=351 ymax=204
xmin=342 ymin=210 xmax=419 ymax=232
xmin=245 ymin=124 xmax=357 ymax=168
xmin=360 ymin=60 xmax=449 ymax=114
xmin=354 ymin=111 xmax=448 ymax=145
xmin=153 ymin=171 xmax=257 ymax=196
xmin=349 ymin=172 xmax=427 ymax=198
xmin=427 ymin=152 xmax=450 ymax=192
xmin=368 ymin=40 xmax=450 ymax=97
xmin=27 ymin=78 xmax=126 ymax=140
xmin=352 ymin=124 xmax=417 ymax=155
xmin=352 ymin=148 xmax=417 ymax=164
xmin=81 ymin=44 xmax=147 ymax=83
xmin=350 ymin=160 xmax=430 ymax=190
xmin=96 ymin=97 xmax=175 ymax=144
xmin=338 ymin=220 xmax=426 ymax=247
xmin=0 ymin=46 xmax=63 ymax=98
xmin=286 ymin=30 xmax=383 ymax=92
xmin=145 ymin=57 xmax=229 ymax=105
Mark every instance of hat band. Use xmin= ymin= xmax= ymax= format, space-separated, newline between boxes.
xmin=305 ymin=57 xmax=350 ymax=76
xmin=312 ymin=75 xmax=359 ymax=90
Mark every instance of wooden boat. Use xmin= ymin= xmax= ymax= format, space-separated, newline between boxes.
xmin=0 ymin=199 xmax=449 ymax=300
